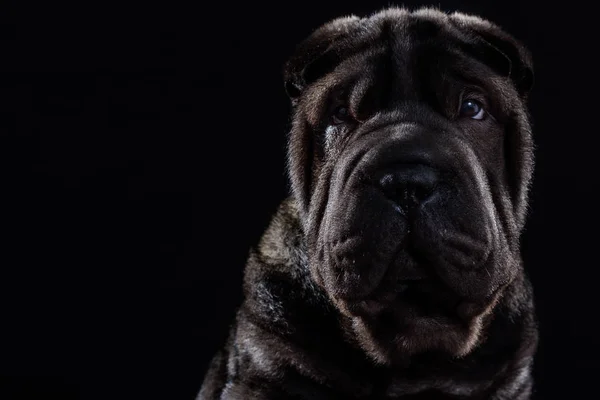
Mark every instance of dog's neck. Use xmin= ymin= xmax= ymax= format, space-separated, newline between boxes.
xmin=243 ymin=197 xmax=537 ymax=398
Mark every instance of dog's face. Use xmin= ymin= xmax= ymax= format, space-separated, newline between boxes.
xmin=283 ymin=8 xmax=534 ymax=364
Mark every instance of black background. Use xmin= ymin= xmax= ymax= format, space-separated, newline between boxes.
xmin=2 ymin=1 xmax=598 ymax=399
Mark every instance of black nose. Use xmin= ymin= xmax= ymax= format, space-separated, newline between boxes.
xmin=377 ymin=164 xmax=439 ymax=213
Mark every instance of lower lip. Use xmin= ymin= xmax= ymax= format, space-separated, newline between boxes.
xmin=395 ymin=279 xmax=426 ymax=294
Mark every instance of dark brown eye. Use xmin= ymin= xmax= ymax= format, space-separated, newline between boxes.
xmin=331 ymin=106 xmax=351 ymax=125
xmin=459 ymin=99 xmax=485 ymax=120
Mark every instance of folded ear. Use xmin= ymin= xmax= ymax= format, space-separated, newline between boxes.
xmin=283 ymin=16 xmax=361 ymax=104
xmin=450 ymin=13 xmax=534 ymax=99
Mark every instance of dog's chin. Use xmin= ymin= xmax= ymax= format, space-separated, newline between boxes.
xmin=335 ymin=279 xmax=502 ymax=364
xmin=350 ymin=309 xmax=486 ymax=366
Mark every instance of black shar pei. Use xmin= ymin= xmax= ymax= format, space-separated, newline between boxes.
xmin=199 ymin=7 xmax=538 ymax=400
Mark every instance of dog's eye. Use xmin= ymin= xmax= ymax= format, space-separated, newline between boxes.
xmin=459 ymin=99 xmax=485 ymax=120
xmin=331 ymin=106 xmax=352 ymax=125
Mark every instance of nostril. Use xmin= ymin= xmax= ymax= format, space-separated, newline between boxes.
xmin=410 ymin=184 xmax=434 ymax=204
xmin=394 ymin=184 xmax=432 ymax=210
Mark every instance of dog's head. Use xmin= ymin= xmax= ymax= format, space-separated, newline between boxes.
xmin=283 ymin=8 xmax=534 ymax=364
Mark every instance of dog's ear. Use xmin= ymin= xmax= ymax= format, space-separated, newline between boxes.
xmin=450 ymin=13 xmax=534 ymax=99
xmin=283 ymin=16 xmax=361 ymax=105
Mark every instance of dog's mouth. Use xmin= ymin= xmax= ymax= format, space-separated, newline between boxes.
xmin=345 ymin=273 xmax=478 ymax=324
xmin=394 ymin=278 xmax=463 ymax=318
xmin=328 ymin=226 xmax=505 ymax=329
xmin=395 ymin=275 xmax=429 ymax=295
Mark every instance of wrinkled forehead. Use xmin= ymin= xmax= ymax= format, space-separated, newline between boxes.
xmin=298 ymin=13 xmax=511 ymax=122
xmin=299 ymin=13 xmax=468 ymax=84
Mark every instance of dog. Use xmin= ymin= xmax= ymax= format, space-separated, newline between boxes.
xmin=198 ymin=7 xmax=538 ymax=399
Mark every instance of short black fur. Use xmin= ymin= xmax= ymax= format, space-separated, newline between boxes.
xmin=199 ymin=7 xmax=538 ymax=399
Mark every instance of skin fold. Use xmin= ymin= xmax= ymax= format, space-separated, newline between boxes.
xmin=199 ymin=7 xmax=538 ymax=400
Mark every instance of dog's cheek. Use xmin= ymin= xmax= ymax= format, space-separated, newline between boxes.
xmin=503 ymin=113 xmax=534 ymax=229
xmin=287 ymin=116 xmax=317 ymax=220
xmin=318 ymin=182 xmax=409 ymax=301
